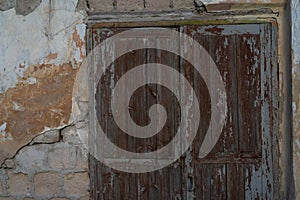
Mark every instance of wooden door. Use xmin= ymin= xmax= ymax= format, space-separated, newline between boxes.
xmin=88 ymin=23 xmax=279 ymax=199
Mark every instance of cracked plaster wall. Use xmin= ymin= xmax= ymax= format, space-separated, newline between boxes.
xmin=0 ymin=0 xmax=86 ymax=165
xmin=0 ymin=0 xmax=89 ymax=199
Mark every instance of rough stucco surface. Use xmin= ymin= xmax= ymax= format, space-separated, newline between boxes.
xmin=292 ymin=0 xmax=300 ymax=199
xmin=0 ymin=0 xmax=86 ymax=164
xmin=0 ymin=0 xmax=89 ymax=199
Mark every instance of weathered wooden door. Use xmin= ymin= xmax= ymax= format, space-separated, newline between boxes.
xmin=88 ymin=23 xmax=279 ymax=199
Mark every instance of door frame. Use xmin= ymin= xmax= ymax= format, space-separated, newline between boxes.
xmin=86 ymin=10 xmax=282 ymax=198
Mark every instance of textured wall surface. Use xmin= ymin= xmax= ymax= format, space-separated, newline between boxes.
xmin=0 ymin=0 xmax=86 ymax=165
xmin=0 ymin=0 xmax=298 ymax=199
xmin=292 ymin=0 xmax=300 ymax=199
xmin=0 ymin=0 xmax=89 ymax=199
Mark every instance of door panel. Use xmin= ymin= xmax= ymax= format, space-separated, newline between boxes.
xmin=88 ymin=23 xmax=278 ymax=200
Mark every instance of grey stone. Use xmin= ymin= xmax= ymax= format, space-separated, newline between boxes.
xmin=31 ymin=130 xmax=60 ymax=144
xmin=7 ymin=171 xmax=31 ymax=196
xmin=75 ymin=120 xmax=86 ymax=129
xmin=34 ymin=172 xmax=59 ymax=196
xmin=0 ymin=169 xmax=8 ymax=180
xmin=75 ymin=147 xmax=88 ymax=170
xmin=117 ymin=0 xmax=144 ymax=11
xmin=48 ymin=143 xmax=75 ymax=169
xmin=3 ymin=159 xmax=15 ymax=169
xmin=77 ymin=0 xmax=115 ymax=11
xmin=76 ymin=0 xmax=87 ymax=11
xmin=15 ymin=0 xmax=41 ymax=16
xmin=62 ymin=126 xmax=83 ymax=145
xmin=0 ymin=197 xmax=16 ymax=200
xmin=64 ymin=172 xmax=89 ymax=197
xmin=87 ymin=0 xmax=114 ymax=11
xmin=173 ymin=0 xmax=193 ymax=10
xmin=15 ymin=144 xmax=48 ymax=173
xmin=144 ymin=0 xmax=170 ymax=11
xmin=0 ymin=0 xmax=15 ymax=11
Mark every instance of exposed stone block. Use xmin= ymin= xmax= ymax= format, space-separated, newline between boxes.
xmin=0 ymin=169 xmax=7 ymax=181
xmin=50 ymin=198 xmax=70 ymax=200
xmin=62 ymin=126 xmax=82 ymax=145
xmin=31 ymin=130 xmax=60 ymax=144
xmin=75 ymin=120 xmax=87 ymax=130
xmin=15 ymin=0 xmax=42 ymax=16
xmin=15 ymin=144 xmax=47 ymax=173
xmin=172 ymin=0 xmax=194 ymax=10
xmin=6 ymin=171 xmax=31 ymax=196
xmin=48 ymin=143 xmax=74 ymax=169
xmin=64 ymin=172 xmax=89 ymax=197
xmin=34 ymin=172 xmax=59 ymax=196
xmin=88 ymin=0 xmax=114 ymax=11
xmin=0 ymin=179 xmax=3 ymax=195
xmin=3 ymin=159 xmax=15 ymax=169
xmin=144 ymin=0 xmax=170 ymax=10
xmin=117 ymin=0 xmax=144 ymax=11
xmin=76 ymin=123 xmax=88 ymax=146
xmin=75 ymin=147 xmax=88 ymax=170
xmin=79 ymin=195 xmax=89 ymax=200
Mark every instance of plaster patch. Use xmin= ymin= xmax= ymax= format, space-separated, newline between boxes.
xmin=46 ymin=52 xmax=58 ymax=62
xmin=71 ymin=24 xmax=87 ymax=63
xmin=23 ymin=77 xmax=37 ymax=85
xmin=0 ymin=0 xmax=85 ymax=93
xmin=0 ymin=122 xmax=7 ymax=137
xmin=0 ymin=62 xmax=78 ymax=164
xmin=293 ymin=101 xmax=297 ymax=112
xmin=12 ymin=101 xmax=25 ymax=112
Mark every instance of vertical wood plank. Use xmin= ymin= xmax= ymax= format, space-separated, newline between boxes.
xmin=194 ymin=164 xmax=211 ymax=200
xmin=260 ymin=23 xmax=275 ymax=200
xmin=210 ymin=164 xmax=227 ymax=200
xmin=227 ymin=163 xmax=245 ymax=200
xmin=89 ymin=23 xmax=278 ymax=200
xmin=236 ymin=33 xmax=262 ymax=154
xmin=245 ymin=164 xmax=263 ymax=200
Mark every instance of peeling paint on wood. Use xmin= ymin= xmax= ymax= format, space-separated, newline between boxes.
xmin=89 ymin=23 xmax=279 ymax=199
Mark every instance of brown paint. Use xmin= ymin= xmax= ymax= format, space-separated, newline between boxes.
xmin=45 ymin=52 xmax=58 ymax=62
xmin=72 ymin=27 xmax=86 ymax=60
xmin=204 ymin=26 xmax=225 ymax=35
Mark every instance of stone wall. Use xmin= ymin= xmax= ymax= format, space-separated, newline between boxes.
xmin=0 ymin=0 xmax=298 ymax=199
xmin=0 ymin=125 xmax=89 ymax=200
